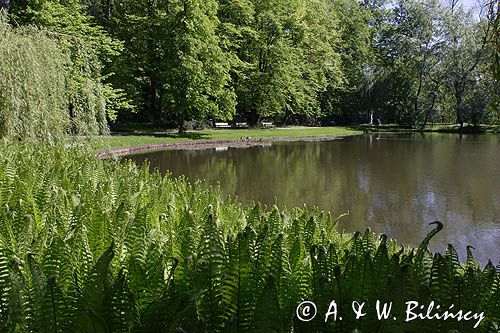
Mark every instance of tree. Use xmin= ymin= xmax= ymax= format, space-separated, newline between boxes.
xmin=102 ymin=0 xmax=235 ymax=132
xmin=0 ymin=19 xmax=110 ymax=140
xmin=482 ymin=0 xmax=499 ymax=123
xmin=101 ymin=0 xmax=168 ymax=124
xmin=7 ymin=0 xmax=126 ymax=129
xmin=442 ymin=0 xmax=492 ymax=127
xmin=373 ymin=0 xmax=445 ymax=127
xmin=165 ymin=0 xmax=236 ymax=132
xmin=320 ymin=0 xmax=373 ymax=124
xmin=231 ymin=0 xmax=343 ymax=125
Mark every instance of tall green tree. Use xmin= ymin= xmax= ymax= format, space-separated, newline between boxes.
xmin=483 ymin=0 xmax=499 ymax=123
xmin=232 ymin=0 xmax=343 ymax=125
xmin=379 ymin=0 xmax=445 ymax=127
xmin=320 ymin=0 xmax=373 ymax=124
xmin=101 ymin=0 xmax=168 ymax=124
xmin=104 ymin=0 xmax=235 ymax=132
xmin=0 ymin=21 xmax=70 ymax=142
xmin=166 ymin=0 xmax=236 ymax=132
xmin=7 ymin=0 xmax=125 ymax=129
xmin=442 ymin=0 xmax=492 ymax=127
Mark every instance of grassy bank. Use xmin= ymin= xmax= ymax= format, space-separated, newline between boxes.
xmin=0 ymin=143 xmax=498 ymax=332
xmin=95 ymin=126 xmax=362 ymax=151
xmin=94 ymin=123 xmax=500 ymax=153
xmin=355 ymin=123 xmax=500 ymax=134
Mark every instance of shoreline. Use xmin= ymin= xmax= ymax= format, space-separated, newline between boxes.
xmin=96 ymin=125 xmax=499 ymax=158
xmin=96 ymin=134 xmax=354 ymax=158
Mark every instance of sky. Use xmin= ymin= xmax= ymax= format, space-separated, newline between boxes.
xmin=433 ymin=0 xmax=486 ymax=19
xmin=453 ymin=0 xmax=491 ymax=20
xmin=389 ymin=0 xmax=485 ymax=15
xmin=459 ymin=0 xmax=481 ymax=12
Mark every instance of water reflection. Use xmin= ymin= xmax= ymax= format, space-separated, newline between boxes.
xmin=126 ymin=133 xmax=500 ymax=264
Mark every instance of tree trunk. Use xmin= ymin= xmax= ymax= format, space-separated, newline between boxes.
xmin=281 ymin=107 xmax=290 ymax=127
xmin=414 ymin=70 xmax=423 ymax=121
xmin=146 ymin=77 xmax=162 ymax=124
xmin=178 ymin=116 xmax=186 ymax=134
xmin=107 ymin=0 xmax=114 ymax=19
xmin=456 ymin=111 xmax=463 ymax=128
xmin=249 ymin=108 xmax=259 ymax=126
xmin=420 ymin=93 xmax=437 ymax=130
xmin=453 ymin=79 xmax=464 ymax=128
xmin=455 ymin=92 xmax=464 ymax=128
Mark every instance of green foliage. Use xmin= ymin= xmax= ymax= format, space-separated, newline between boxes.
xmin=0 ymin=16 xmax=112 ymax=141
xmin=0 ymin=143 xmax=498 ymax=331
xmin=228 ymin=0 xmax=344 ymax=124
xmin=321 ymin=0 xmax=373 ymax=121
xmin=0 ymin=21 xmax=69 ymax=142
xmin=3 ymin=0 xmax=128 ymax=136
xmin=102 ymin=0 xmax=236 ymax=130
xmin=439 ymin=2 xmax=493 ymax=127
xmin=3 ymin=0 xmax=498 ymax=130
xmin=381 ymin=0 xmax=444 ymax=127
xmin=165 ymin=0 xmax=236 ymax=131
xmin=367 ymin=0 xmax=497 ymax=128
xmin=30 ymin=0 xmax=128 ymax=125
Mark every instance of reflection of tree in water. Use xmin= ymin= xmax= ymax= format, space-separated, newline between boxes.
xmin=128 ymin=133 xmax=500 ymax=263
xmin=191 ymin=153 xmax=238 ymax=198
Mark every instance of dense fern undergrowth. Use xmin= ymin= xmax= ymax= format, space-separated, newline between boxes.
xmin=0 ymin=143 xmax=498 ymax=332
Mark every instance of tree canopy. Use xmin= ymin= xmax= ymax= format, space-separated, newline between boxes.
xmin=0 ymin=0 xmax=498 ymax=136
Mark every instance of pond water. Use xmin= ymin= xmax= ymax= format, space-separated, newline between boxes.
xmin=126 ymin=133 xmax=500 ymax=264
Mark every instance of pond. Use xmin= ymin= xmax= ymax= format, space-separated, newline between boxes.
xmin=126 ymin=133 xmax=500 ymax=264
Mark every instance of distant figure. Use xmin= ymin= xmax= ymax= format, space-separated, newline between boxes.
xmin=377 ymin=118 xmax=382 ymax=126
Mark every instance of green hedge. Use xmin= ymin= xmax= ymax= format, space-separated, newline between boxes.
xmin=0 ymin=143 xmax=498 ymax=332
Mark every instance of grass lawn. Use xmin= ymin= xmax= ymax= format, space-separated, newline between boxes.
xmin=94 ymin=126 xmax=362 ymax=151
xmin=91 ymin=123 xmax=498 ymax=152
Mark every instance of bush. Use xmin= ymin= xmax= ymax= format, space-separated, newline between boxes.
xmin=0 ymin=143 xmax=498 ymax=332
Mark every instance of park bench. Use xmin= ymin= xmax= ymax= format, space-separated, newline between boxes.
xmin=261 ymin=121 xmax=274 ymax=128
xmin=214 ymin=122 xmax=232 ymax=129
xmin=235 ymin=122 xmax=249 ymax=128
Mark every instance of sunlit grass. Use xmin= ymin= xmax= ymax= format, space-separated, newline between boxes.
xmin=94 ymin=126 xmax=362 ymax=151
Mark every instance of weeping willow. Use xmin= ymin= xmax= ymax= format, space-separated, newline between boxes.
xmin=0 ymin=19 xmax=108 ymax=143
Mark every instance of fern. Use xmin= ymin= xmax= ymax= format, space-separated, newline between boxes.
xmin=196 ymin=212 xmax=225 ymax=331
xmin=253 ymin=277 xmax=280 ymax=332
xmin=0 ymin=246 xmax=11 ymax=330
xmin=0 ymin=144 xmax=497 ymax=331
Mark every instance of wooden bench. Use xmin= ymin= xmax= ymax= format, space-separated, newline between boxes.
xmin=235 ymin=122 xmax=249 ymax=128
xmin=261 ymin=121 xmax=274 ymax=128
xmin=214 ymin=122 xmax=232 ymax=129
